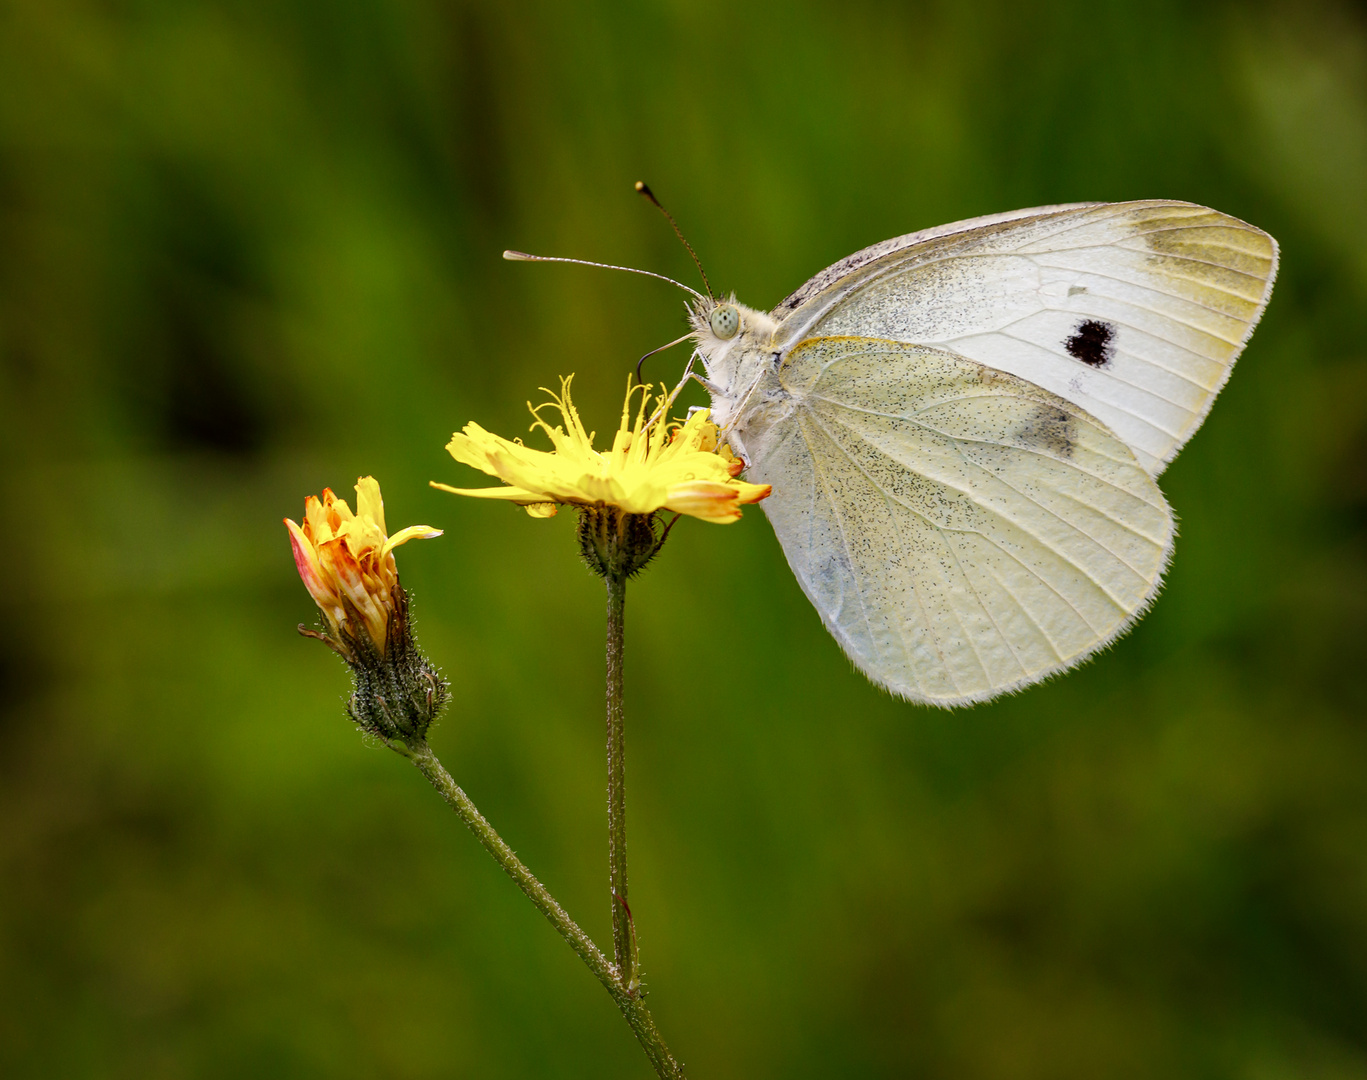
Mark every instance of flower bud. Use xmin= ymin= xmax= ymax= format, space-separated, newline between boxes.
xmin=286 ymin=477 xmax=447 ymax=742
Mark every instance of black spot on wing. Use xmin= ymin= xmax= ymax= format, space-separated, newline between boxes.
xmin=1064 ymin=319 xmax=1115 ymax=368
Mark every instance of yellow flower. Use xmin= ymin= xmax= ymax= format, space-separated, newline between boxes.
xmin=432 ymin=376 xmax=771 ymax=523
xmin=285 ymin=477 xmax=441 ymax=660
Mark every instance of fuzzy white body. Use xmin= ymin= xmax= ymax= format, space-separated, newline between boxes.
xmin=690 ymin=201 xmax=1277 ymax=706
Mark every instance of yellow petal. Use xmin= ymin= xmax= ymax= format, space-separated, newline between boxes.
xmin=663 ymin=481 xmax=743 ymax=523
xmin=355 ymin=476 xmax=386 ymax=535
xmin=446 ymin=426 xmax=504 ymax=476
xmin=734 ymin=480 xmax=771 ymax=505
xmin=286 ymin=517 xmax=334 ymax=607
xmin=380 ymin=524 xmax=443 ymax=557
xmin=325 ymin=488 xmax=355 ymax=525
xmin=304 ymin=494 xmax=331 ymax=542
xmin=430 ymin=480 xmax=552 ymax=503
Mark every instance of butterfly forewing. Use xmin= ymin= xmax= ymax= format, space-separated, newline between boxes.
xmin=772 ymin=203 xmax=1097 ymax=318
xmin=748 ymin=337 xmax=1174 ymax=705
xmin=771 ymin=201 xmax=1277 ymax=475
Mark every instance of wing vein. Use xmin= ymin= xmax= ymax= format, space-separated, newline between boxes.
xmin=881 ymin=479 xmax=986 ymax=691
xmin=1024 ymin=257 xmax=1264 ymax=324
xmin=802 ymin=406 xmax=1116 ymax=634
xmin=950 ymin=447 xmax=1159 ymax=578
xmin=953 ymin=309 xmax=1226 ymax=392
xmin=979 ymin=327 xmax=1198 ymax=413
xmin=941 ymin=528 xmax=1032 ymax=681
xmin=841 ymin=405 xmax=1155 ymax=584
xmin=807 ymin=392 xmax=1168 ymax=509
xmin=972 ymin=549 xmax=1068 ymax=663
xmin=799 ymin=412 xmax=940 ymax=697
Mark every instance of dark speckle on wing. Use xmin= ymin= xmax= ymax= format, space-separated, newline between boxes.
xmin=1064 ymin=319 xmax=1115 ymax=368
xmin=1017 ymin=403 xmax=1076 ymax=459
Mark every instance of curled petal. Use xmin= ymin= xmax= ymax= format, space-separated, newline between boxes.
xmin=734 ymin=480 xmax=771 ymax=505
xmin=382 ymin=524 xmax=443 ymax=557
xmin=665 ymin=478 xmax=771 ymax=522
xmin=317 ymin=536 xmax=367 ymax=606
xmin=322 ymin=487 xmax=352 ymax=532
xmin=286 ymin=518 xmax=336 ymax=610
xmin=662 ymin=481 xmax=746 ymax=523
xmin=355 ymin=476 xmax=387 ymax=536
xmin=304 ymin=494 xmax=330 ymax=542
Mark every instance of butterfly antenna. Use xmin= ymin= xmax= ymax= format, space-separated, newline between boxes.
xmin=502 ymin=251 xmax=706 ymax=301
xmin=635 ymin=181 xmax=714 ymax=301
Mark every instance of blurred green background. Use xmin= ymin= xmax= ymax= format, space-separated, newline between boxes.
xmin=3 ymin=0 xmax=1366 ymax=1076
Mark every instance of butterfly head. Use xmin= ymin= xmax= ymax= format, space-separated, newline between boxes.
xmin=688 ymin=296 xmax=776 ymax=423
xmin=690 ymin=294 xmax=775 ymax=381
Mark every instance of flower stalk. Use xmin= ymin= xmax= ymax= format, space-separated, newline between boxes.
xmin=574 ymin=501 xmax=663 ymax=991
xmin=396 ymin=737 xmax=684 ymax=1078
xmin=605 ymin=564 xmax=634 ymax=990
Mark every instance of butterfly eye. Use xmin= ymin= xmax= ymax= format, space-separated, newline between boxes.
xmin=709 ymin=305 xmax=740 ymax=339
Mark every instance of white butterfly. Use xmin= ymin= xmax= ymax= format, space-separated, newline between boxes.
xmin=685 ymin=201 xmax=1277 ymax=706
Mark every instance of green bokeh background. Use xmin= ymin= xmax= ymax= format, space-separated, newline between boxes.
xmin=3 ymin=0 xmax=1366 ymax=1076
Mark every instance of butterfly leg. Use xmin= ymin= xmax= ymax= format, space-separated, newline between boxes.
xmin=715 ymin=369 xmax=768 ymax=441
xmin=643 ymin=350 xmax=707 ymax=428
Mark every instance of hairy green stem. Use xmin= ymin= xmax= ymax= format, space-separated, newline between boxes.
xmin=605 ymin=567 xmax=634 ymax=990
xmin=398 ymin=740 xmax=684 ymax=1078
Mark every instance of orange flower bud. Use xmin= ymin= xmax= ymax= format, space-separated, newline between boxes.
xmin=285 ymin=477 xmax=440 ymax=661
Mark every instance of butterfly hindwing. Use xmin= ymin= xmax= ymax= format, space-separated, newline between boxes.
xmin=771 ymin=201 xmax=1278 ymax=475
xmin=746 ymin=336 xmax=1175 ymax=705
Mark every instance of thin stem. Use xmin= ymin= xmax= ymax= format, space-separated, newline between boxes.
xmin=399 ymin=740 xmax=685 ymax=1079
xmin=605 ymin=567 xmax=634 ymax=990
xmin=402 ymin=742 xmax=611 ymax=980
